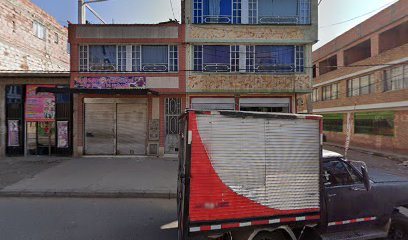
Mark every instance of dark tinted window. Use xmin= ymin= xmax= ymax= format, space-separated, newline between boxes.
xmin=323 ymin=159 xmax=360 ymax=186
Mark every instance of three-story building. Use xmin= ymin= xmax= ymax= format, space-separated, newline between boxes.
xmin=69 ymin=22 xmax=186 ymax=156
xmin=183 ymin=0 xmax=318 ymax=113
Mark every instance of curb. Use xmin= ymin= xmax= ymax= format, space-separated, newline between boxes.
xmin=0 ymin=191 xmax=177 ymax=199
xmin=324 ymin=142 xmax=408 ymax=163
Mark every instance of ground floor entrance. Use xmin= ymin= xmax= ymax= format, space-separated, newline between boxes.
xmin=84 ymin=98 xmax=147 ymax=155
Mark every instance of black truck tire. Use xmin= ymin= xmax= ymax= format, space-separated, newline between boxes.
xmin=252 ymin=231 xmax=287 ymax=240
xmin=388 ymin=212 xmax=408 ymax=240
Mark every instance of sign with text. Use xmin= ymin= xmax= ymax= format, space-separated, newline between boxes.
xmin=25 ymin=85 xmax=55 ymax=122
xmin=73 ymin=76 xmax=146 ymax=89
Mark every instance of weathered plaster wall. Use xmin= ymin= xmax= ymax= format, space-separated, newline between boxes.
xmin=187 ymin=74 xmax=311 ymax=93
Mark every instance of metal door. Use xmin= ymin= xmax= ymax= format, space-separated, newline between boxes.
xmin=116 ymin=103 xmax=147 ymax=155
xmin=85 ymin=103 xmax=115 ymax=155
xmin=165 ymin=98 xmax=181 ymax=153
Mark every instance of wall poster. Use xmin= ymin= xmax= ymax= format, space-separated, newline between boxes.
xmin=25 ymin=85 xmax=56 ymax=121
xmin=7 ymin=120 xmax=19 ymax=147
xmin=57 ymin=121 xmax=69 ymax=148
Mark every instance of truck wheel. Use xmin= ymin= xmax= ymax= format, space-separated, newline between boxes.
xmin=388 ymin=212 xmax=408 ymax=240
xmin=252 ymin=231 xmax=286 ymax=240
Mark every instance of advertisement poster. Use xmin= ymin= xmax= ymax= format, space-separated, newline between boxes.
xmin=73 ymin=76 xmax=146 ymax=89
xmin=25 ymin=85 xmax=55 ymax=121
xmin=57 ymin=121 xmax=69 ymax=148
xmin=7 ymin=120 xmax=19 ymax=147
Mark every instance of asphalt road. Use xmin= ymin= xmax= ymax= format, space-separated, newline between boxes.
xmin=0 ymin=198 xmax=177 ymax=240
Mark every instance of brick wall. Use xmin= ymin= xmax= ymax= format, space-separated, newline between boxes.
xmin=0 ymin=0 xmax=69 ymax=72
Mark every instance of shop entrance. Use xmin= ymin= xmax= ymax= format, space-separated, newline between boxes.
xmin=84 ymin=98 xmax=147 ymax=155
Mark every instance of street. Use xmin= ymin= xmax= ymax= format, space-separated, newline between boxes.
xmin=0 ymin=198 xmax=177 ymax=240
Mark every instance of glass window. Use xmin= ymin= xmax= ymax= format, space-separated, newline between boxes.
xmin=33 ymin=21 xmax=46 ymax=40
xmin=348 ymin=75 xmax=373 ymax=97
xmin=258 ymin=0 xmax=297 ymax=24
xmin=322 ymin=113 xmax=343 ymax=132
xmin=141 ymin=45 xmax=169 ymax=72
xmin=88 ymin=45 xmax=116 ymax=71
xmin=255 ymin=46 xmax=294 ymax=73
xmin=384 ymin=65 xmax=407 ymax=91
xmin=323 ymin=160 xmax=355 ymax=186
xmin=354 ymin=111 xmax=394 ymax=136
xmin=202 ymin=45 xmax=231 ymax=72
xmin=117 ymin=45 xmax=127 ymax=72
xmin=202 ymin=0 xmax=232 ymax=23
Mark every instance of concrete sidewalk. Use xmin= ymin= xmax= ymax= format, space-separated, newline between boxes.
xmin=0 ymin=157 xmax=178 ymax=199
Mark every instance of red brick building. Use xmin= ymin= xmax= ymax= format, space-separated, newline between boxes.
xmin=0 ymin=0 xmax=70 ymax=157
xmin=298 ymin=0 xmax=408 ymax=154
xmin=68 ymin=23 xmax=186 ymax=156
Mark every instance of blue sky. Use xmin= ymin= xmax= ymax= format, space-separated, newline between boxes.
xmin=32 ymin=0 xmax=398 ymax=50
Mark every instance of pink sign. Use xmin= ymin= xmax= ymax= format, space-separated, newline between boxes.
xmin=73 ymin=76 xmax=146 ymax=89
xmin=25 ymin=85 xmax=55 ymax=122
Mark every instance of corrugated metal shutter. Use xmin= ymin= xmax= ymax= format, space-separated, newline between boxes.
xmin=191 ymin=98 xmax=235 ymax=110
xmin=239 ymin=98 xmax=290 ymax=108
xmin=117 ymin=103 xmax=147 ymax=155
xmin=196 ymin=113 xmax=320 ymax=211
xmin=85 ymin=103 xmax=115 ymax=155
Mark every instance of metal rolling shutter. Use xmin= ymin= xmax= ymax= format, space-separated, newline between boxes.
xmin=85 ymin=103 xmax=115 ymax=155
xmin=191 ymin=98 xmax=235 ymax=110
xmin=116 ymin=103 xmax=147 ymax=155
xmin=239 ymin=98 xmax=290 ymax=108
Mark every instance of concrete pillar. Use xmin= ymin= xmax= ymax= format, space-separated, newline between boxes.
xmin=371 ymin=34 xmax=380 ymax=57
xmin=337 ymin=51 xmax=344 ymax=68
xmin=72 ymin=93 xmax=80 ymax=157
xmin=0 ymin=84 xmax=5 ymax=158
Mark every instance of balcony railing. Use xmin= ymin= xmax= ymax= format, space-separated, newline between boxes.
xmin=203 ymin=15 xmax=232 ymax=24
xmin=255 ymin=64 xmax=294 ymax=73
xmin=89 ymin=63 xmax=116 ymax=72
xmin=142 ymin=64 xmax=168 ymax=72
xmin=258 ymin=16 xmax=299 ymax=24
xmin=203 ymin=63 xmax=231 ymax=72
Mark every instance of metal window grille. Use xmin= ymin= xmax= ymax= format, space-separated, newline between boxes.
xmin=233 ymin=0 xmax=242 ymax=24
xmin=295 ymin=46 xmax=304 ymax=73
xmin=169 ymin=45 xmax=178 ymax=72
xmin=79 ymin=45 xmax=88 ymax=72
xmin=194 ymin=45 xmax=203 ymax=71
xmin=230 ymin=45 xmax=240 ymax=72
xmin=165 ymin=98 xmax=181 ymax=135
xmin=248 ymin=0 xmax=257 ymax=24
xmin=117 ymin=45 xmax=127 ymax=72
xmin=298 ymin=0 xmax=311 ymax=24
xmin=193 ymin=0 xmax=203 ymax=23
xmin=246 ymin=45 xmax=255 ymax=72
xmin=132 ymin=45 xmax=141 ymax=72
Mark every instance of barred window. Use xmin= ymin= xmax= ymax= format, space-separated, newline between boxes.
xmin=79 ymin=45 xmax=88 ymax=72
xmin=117 ymin=45 xmax=127 ymax=72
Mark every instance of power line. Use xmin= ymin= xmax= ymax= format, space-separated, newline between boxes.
xmin=169 ymin=0 xmax=176 ymax=20
xmin=319 ymin=1 xmax=396 ymax=29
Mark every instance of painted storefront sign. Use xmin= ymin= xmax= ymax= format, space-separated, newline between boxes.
xmin=57 ymin=121 xmax=69 ymax=148
xmin=25 ymin=85 xmax=56 ymax=122
xmin=73 ymin=76 xmax=146 ymax=89
xmin=7 ymin=120 xmax=19 ymax=147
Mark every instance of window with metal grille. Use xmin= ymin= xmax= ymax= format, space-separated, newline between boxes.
xmin=254 ymin=45 xmax=295 ymax=73
xmin=298 ymin=0 xmax=311 ymax=24
xmin=193 ymin=0 xmax=203 ymax=23
xmin=248 ymin=0 xmax=258 ymax=24
xmin=117 ymin=45 xmax=127 ymax=72
xmin=194 ymin=45 xmax=203 ymax=71
xmin=232 ymin=0 xmax=242 ymax=24
xmin=295 ymin=46 xmax=304 ymax=72
xmin=79 ymin=45 xmax=88 ymax=72
xmin=246 ymin=45 xmax=255 ymax=72
xmin=169 ymin=45 xmax=178 ymax=72
xmin=132 ymin=45 xmax=141 ymax=72
xmin=230 ymin=45 xmax=240 ymax=72
xmin=165 ymin=98 xmax=181 ymax=135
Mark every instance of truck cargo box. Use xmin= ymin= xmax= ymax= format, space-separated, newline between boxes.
xmin=178 ymin=110 xmax=323 ymax=239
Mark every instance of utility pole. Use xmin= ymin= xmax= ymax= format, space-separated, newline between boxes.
xmin=78 ymin=0 xmax=108 ymax=24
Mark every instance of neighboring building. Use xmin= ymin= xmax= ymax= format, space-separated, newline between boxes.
xmin=182 ymin=0 xmax=318 ymax=113
xmin=68 ymin=23 xmax=185 ymax=156
xmin=298 ymin=0 xmax=408 ymax=154
xmin=0 ymin=0 xmax=70 ymax=157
